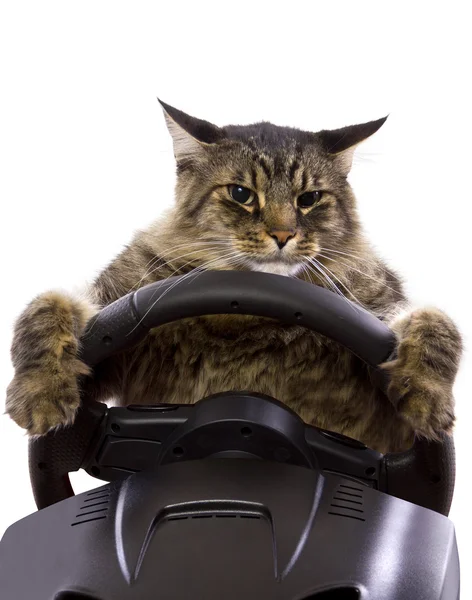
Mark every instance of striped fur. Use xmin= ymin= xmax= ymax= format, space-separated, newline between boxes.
xmin=5 ymin=106 xmax=462 ymax=453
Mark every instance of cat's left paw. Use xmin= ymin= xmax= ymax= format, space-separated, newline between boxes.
xmin=383 ymin=360 xmax=455 ymax=439
xmin=382 ymin=307 xmax=461 ymax=439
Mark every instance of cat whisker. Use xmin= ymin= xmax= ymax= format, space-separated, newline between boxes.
xmin=146 ymin=248 xmax=242 ymax=305
xmin=300 ymin=263 xmax=316 ymax=285
xmin=153 ymin=249 xmax=248 ymax=305
xmin=187 ymin=252 xmax=249 ymax=286
xmin=127 ymin=241 xmax=232 ymax=292
xmin=128 ymin=240 xmax=215 ymax=279
xmin=129 ymin=250 xmax=244 ymax=332
xmin=304 ymin=256 xmax=362 ymax=314
xmin=140 ymin=246 xmax=229 ymax=287
xmin=319 ymin=247 xmax=391 ymax=273
xmin=312 ymin=256 xmax=366 ymax=310
xmin=145 ymin=239 xmax=231 ymax=262
xmin=319 ymin=246 xmax=382 ymax=264
xmin=135 ymin=248 xmax=219 ymax=308
xmin=85 ymin=247 xmax=230 ymax=340
xmin=315 ymin=257 xmax=366 ymax=309
xmin=318 ymin=250 xmax=401 ymax=296
xmin=303 ymin=257 xmax=338 ymax=293
xmin=303 ymin=260 xmax=341 ymax=301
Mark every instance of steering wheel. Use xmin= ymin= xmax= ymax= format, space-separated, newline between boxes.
xmin=27 ymin=271 xmax=456 ymax=516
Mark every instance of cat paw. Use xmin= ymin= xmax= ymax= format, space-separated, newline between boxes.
xmin=382 ymin=307 xmax=461 ymax=439
xmin=383 ymin=362 xmax=455 ymax=439
xmin=5 ymin=363 xmax=87 ymax=435
xmin=6 ymin=291 xmax=95 ymax=436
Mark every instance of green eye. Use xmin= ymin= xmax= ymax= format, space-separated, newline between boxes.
xmin=229 ymin=185 xmax=255 ymax=205
xmin=298 ymin=191 xmax=323 ymax=208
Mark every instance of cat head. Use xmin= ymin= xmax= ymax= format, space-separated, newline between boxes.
xmin=159 ymin=100 xmax=386 ymax=277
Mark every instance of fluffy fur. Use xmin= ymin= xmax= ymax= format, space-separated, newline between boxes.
xmin=5 ymin=103 xmax=462 ymax=453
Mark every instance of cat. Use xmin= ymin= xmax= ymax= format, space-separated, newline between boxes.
xmin=5 ymin=101 xmax=462 ymax=454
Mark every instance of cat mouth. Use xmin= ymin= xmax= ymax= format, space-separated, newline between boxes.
xmin=228 ymin=243 xmax=306 ymax=276
xmin=247 ymin=258 xmax=304 ymax=277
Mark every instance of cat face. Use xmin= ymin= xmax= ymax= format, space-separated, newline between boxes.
xmin=160 ymin=101 xmax=386 ymax=276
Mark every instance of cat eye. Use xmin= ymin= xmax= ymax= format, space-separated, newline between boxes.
xmin=297 ymin=191 xmax=323 ymax=208
xmin=228 ymin=185 xmax=256 ymax=206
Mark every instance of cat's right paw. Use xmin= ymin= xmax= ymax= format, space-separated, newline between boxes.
xmin=6 ymin=362 xmax=88 ymax=435
xmin=5 ymin=291 xmax=96 ymax=435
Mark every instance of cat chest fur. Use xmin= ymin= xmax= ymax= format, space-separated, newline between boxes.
xmin=121 ymin=315 xmax=367 ymax=413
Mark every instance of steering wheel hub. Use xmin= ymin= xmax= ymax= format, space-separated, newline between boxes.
xmin=157 ymin=392 xmax=317 ymax=469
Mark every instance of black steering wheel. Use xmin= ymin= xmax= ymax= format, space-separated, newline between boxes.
xmin=28 ymin=271 xmax=456 ymax=516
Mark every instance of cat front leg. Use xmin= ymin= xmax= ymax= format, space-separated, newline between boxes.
xmin=382 ymin=307 xmax=462 ymax=440
xmin=5 ymin=291 xmax=98 ymax=435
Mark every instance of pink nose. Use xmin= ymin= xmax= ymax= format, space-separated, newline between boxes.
xmin=269 ymin=229 xmax=296 ymax=249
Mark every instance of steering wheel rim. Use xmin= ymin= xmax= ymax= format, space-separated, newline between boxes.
xmin=27 ymin=271 xmax=455 ymax=516
xmin=79 ymin=270 xmax=396 ymax=368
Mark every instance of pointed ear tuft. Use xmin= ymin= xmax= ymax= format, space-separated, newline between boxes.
xmin=158 ymin=99 xmax=226 ymax=162
xmin=317 ymin=116 xmax=388 ymax=175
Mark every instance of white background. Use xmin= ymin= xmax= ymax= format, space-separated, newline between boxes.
xmin=0 ymin=0 xmax=471 ymax=595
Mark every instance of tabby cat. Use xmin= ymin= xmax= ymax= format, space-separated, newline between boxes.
xmin=5 ymin=102 xmax=462 ymax=454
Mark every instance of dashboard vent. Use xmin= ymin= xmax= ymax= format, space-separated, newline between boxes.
xmin=71 ymin=487 xmax=111 ymax=527
xmin=328 ymin=483 xmax=365 ymax=522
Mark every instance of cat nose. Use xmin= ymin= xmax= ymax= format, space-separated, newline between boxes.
xmin=268 ymin=229 xmax=296 ymax=249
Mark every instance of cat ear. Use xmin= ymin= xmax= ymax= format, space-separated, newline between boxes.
xmin=158 ymin=99 xmax=226 ymax=161
xmin=317 ymin=116 xmax=388 ymax=175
